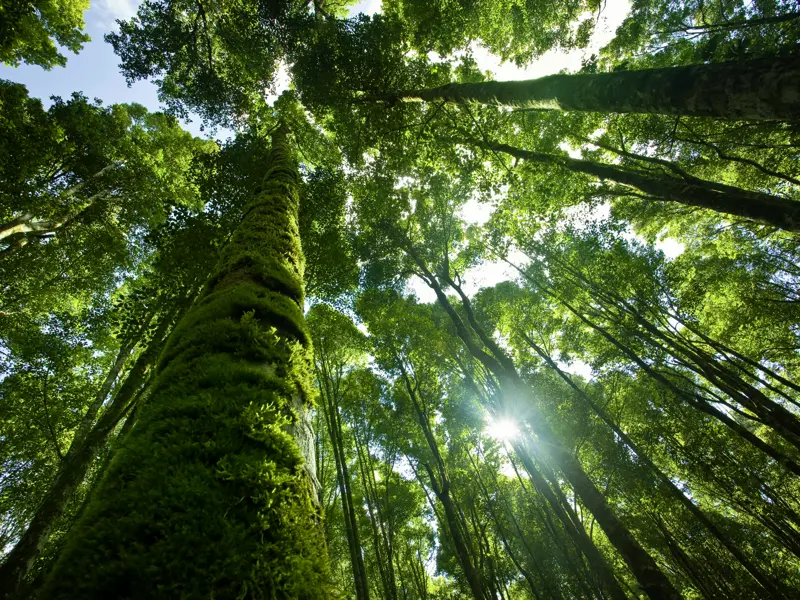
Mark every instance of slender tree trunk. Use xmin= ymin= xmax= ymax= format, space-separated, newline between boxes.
xmin=0 ymin=303 xmax=184 ymax=599
xmin=403 ymin=247 xmax=681 ymax=600
xmin=383 ymin=56 xmax=800 ymax=121
xmin=467 ymin=449 xmax=558 ymax=600
xmin=333 ymin=402 xmax=372 ymax=600
xmin=68 ymin=334 xmax=144 ymax=452
xmin=318 ymin=369 xmax=370 ymax=600
xmin=501 ymin=249 xmax=800 ymax=475
xmin=399 ymin=366 xmax=491 ymax=600
xmin=522 ymin=330 xmax=790 ymax=600
xmin=355 ymin=436 xmax=396 ymax=600
xmin=463 ymin=138 xmax=800 ymax=232
xmin=510 ymin=438 xmax=630 ymax=600
xmin=422 ymin=463 xmax=492 ymax=600
xmin=37 ymin=124 xmax=330 ymax=599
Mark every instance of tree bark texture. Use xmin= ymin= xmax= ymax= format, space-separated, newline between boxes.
xmin=468 ymin=138 xmax=800 ymax=232
xmin=390 ymin=56 xmax=800 ymax=121
xmin=38 ymin=125 xmax=330 ymax=600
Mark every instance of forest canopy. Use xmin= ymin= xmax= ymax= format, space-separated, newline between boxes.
xmin=2 ymin=1 xmax=800 ymax=599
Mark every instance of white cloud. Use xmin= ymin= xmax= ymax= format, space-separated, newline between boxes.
xmin=92 ymin=0 xmax=141 ymax=30
xmin=471 ymin=0 xmax=631 ymax=81
xmin=349 ymin=0 xmax=382 ymax=16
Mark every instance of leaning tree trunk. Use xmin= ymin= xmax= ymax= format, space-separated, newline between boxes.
xmin=403 ymin=249 xmax=682 ymax=600
xmin=37 ymin=124 xmax=330 ymax=599
xmin=400 ymin=366 xmax=492 ymax=600
xmin=465 ymin=138 xmax=800 ymax=232
xmin=382 ymin=55 xmax=800 ymax=121
xmin=0 ymin=306 xmax=175 ymax=600
xmin=522 ymin=331 xmax=791 ymax=600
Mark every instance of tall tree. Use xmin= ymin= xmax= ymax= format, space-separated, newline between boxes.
xmin=375 ymin=55 xmax=800 ymax=120
xmin=308 ymin=305 xmax=371 ymax=600
xmin=456 ymin=135 xmax=800 ymax=232
xmin=38 ymin=123 xmax=330 ymax=599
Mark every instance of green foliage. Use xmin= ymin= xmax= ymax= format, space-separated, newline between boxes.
xmin=106 ymin=0 xmax=313 ymax=125
xmin=384 ymin=0 xmax=598 ymax=65
xmin=0 ymin=0 xmax=90 ymax=68
xmin=5 ymin=2 xmax=800 ymax=599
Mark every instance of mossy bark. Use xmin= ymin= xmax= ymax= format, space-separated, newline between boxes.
xmin=390 ymin=56 xmax=800 ymax=121
xmin=39 ymin=125 xmax=330 ymax=600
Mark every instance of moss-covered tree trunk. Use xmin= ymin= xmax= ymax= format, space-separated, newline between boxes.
xmin=38 ymin=124 xmax=330 ymax=600
xmin=387 ymin=56 xmax=800 ymax=121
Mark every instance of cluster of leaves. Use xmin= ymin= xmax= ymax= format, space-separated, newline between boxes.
xmin=2 ymin=0 xmax=800 ymax=599
xmin=0 ymin=0 xmax=90 ymax=69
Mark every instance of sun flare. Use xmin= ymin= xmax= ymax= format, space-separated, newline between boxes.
xmin=486 ymin=418 xmax=519 ymax=442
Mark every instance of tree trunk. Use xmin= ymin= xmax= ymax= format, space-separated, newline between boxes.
xmin=510 ymin=438 xmax=630 ymax=600
xmin=464 ymin=138 xmax=800 ymax=232
xmin=318 ymin=369 xmax=370 ymax=600
xmin=37 ymin=124 xmax=330 ymax=600
xmin=0 ymin=303 xmax=184 ymax=600
xmin=522 ymin=330 xmax=790 ymax=600
xmin=399 ymin=365 xmax=491 ymax=600
xmin=0 ymin=213 xmax=57 ymax=241
xmin=354 ymin=432 xmax=398 ymax=600
xmin=386 ymin=56 xmax=800 ymax=121
xmin=403 ymin=248 xmax=681 ymax=600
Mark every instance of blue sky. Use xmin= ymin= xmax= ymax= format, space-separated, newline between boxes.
xmin=0 ymin=0 xmax=380 ymax=138
xmin=0 ymin=2 xmax=168 ymax=122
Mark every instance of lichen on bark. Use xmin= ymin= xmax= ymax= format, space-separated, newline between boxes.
xmin=39 ymin=124 xmax=330 ymax=600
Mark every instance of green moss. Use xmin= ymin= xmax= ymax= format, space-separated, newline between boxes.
xmin=40 ymin=128 xmax=330 ymax=599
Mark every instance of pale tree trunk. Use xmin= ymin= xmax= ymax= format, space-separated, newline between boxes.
xmin=382 ymin=56 xmax=800 ymax=121
xmin=0 ymin=163 xmax=119 ymax=247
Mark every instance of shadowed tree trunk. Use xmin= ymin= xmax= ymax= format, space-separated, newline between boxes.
xmin=36 ymin=123 xmax=330 ymax=600
xmin=0 ymin=299 xmax=184 ymax=600
xmin=380 ymin=56 xmax=800 ymax=121
xmin=463 ymin=137 xmax=800 ymax=232
xmin=401 ymin=244 xmax=682 ymax=600
xmin=519 ymin=330 xmax=791 ymax=600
